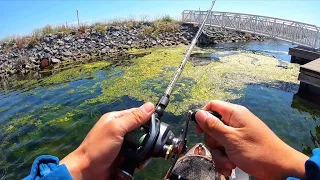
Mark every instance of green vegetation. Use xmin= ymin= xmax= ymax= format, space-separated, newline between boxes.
xmin=11 ymin=61 xmax=111 ymax=89
xmin=140 ymin=19 xmax=179 ymax=37
xmin=161 ymin=14 xmax=174 ymax=22
xmin=83 ymin=45 xmax=299 ymax=115
xmin=93 ymin=22 xmax=107 ymax=34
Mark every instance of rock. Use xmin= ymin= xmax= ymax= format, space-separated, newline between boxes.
xmin=78 ymin=39 xmax=85 ymax=43
xmin=151 ymin=40 xmax=157 ymax=45
xmin=29 ymin=57 xmax=38 ymax=64
xmin=36 ymin=45 xmax=43 ymax=51
xmin=108 ymin=26 xmax=120 ymax=32
xmin=101 ymin=48 xmax=108 ymax=54
xmin=52 ymin=49 xmax=58 ymax=55
xmin=51 ymin=58 xmax=61 ymax=64
xmin=122 ymin=45 xmax=130 ymax=50
xmin=61 ymin=51 xmax=72 ymax=57
xmin=44 ymin=37 xmax=51 ymax=43
xmin=44 ymin=47 xmax=51 ymax=53
xmin=127 ymin=40 xmax=132 ymax=45
xmin=57 ymin=40 xmax=65 ymax=46
xmin=64 ymin=36 xmax=73 ymax=42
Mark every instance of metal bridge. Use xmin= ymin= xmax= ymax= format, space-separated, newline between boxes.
xmin=182 ymin=10 xmax=320 ymax=50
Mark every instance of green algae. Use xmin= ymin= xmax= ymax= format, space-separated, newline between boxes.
xmin=11 ymin=79 xmax=39 ymax=89
xmin=10 ymin=61 xmax=111 ymax=90
xmin=42 ymin=61 xmax=111 ymax=85
xmin=48 ymin=112 xmax=74 ymax=127
xmin=83 ymin=45 xmax=299 ymax=115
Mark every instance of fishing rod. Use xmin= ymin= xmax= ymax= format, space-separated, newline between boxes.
xmin=116 ymin=1 xmax=218 ymax=179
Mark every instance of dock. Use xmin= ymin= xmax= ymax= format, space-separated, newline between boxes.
xmin=289 ymin=46 xmax=320 ymax=65
xmin=298 ymin=58 xmax=320 ymax=97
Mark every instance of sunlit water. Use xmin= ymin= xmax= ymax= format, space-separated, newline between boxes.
xmin=0 ymin=39 xmax=319 ymax=179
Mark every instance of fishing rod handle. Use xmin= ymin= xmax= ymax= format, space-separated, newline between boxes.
xmin=189 ymin=109 xmax=222 ymax=125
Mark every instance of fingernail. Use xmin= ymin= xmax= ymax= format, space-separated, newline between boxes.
xmin=196 ymin=110 xmax=208 ymax=124
xmin=139 ymin=102 xmax=154 ymax=113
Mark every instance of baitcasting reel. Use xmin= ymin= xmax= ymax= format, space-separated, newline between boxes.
xmin=117 ymin=94 xmax=221 ymax=179
xmin=117 ymin=95 xmax=189 ymax=179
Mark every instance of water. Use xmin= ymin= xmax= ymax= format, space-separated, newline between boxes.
xmin=211 ymin=39 xmax=295 ymax=61
xmin=0 ymin=39 xmax=319 ymax=179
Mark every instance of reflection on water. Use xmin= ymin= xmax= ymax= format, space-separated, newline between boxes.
xmin=212 ymin=39 xmax=295 ymax=61
xmin=0 ymin=40 xmax=319 ymax=179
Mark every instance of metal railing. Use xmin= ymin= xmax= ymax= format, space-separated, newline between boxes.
xmin=182 ymin=10 xmax=320 ymax=50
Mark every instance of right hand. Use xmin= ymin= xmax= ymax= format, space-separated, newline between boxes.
xmin=195 ymin=100 xmax=308 ymax=180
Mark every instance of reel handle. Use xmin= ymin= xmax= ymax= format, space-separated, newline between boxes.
xmin=189 ymin=109 xmax=222 ymax=124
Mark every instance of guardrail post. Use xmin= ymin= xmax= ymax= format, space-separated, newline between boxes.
xmin=222 ymin=13 xmax=225 ymax=27
xmin=313 ymin=29 xmax=319 ymax=49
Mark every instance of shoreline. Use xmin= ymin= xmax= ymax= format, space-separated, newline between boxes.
xmin=0 ymin=20 xmax=265 ymax=87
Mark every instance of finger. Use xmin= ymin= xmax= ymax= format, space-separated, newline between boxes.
xmin=195 ymin=124 xmax=204 ymax=134
xmin=210 ymin=149 xmax=236 ymax=176
xmin=195 ymin=110 xmax=231 ymax=142
xmin=203 ymin=100 xmax=237 ymax=126
xmin=110 ymin=102 xmax=155 ymax=136
xmin=204 ymin=134 xmax=222 ymax=149
xmin=106 ymin=108 xmax=137 ymax=120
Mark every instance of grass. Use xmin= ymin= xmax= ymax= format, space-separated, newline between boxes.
xmin=141 ymin=26 xmax=155 ymax=36
xmin=93 ymin=22 xmax=107 ymax=34
xmin=161 ymin=14 xmax=174 ymax=22
xmin=140 ymin=16 xmax=179 ymax=37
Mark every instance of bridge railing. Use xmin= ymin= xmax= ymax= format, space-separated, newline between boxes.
xmin=182 ymin=10 xmax=320 ymax=50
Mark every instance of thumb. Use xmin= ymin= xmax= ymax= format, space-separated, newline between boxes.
xmin=195 ymin=110 xmax=230 ymax=142
xmin=117 ymin=102 xmax=155 ymax=136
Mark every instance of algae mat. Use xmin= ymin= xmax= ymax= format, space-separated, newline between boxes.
xmin=84 ymin=45 xmax=299 ymax=114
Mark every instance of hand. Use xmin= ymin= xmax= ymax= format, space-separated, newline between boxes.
xmin=60 ymin=102 xmax=155 ymax=180
xmin=195 ymin=100 xmax=308 ymax=179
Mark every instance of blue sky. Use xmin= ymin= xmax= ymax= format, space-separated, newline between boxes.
xmin=0 ymin=0 xmax=319 ymax=39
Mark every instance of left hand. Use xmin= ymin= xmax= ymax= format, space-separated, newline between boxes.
xmin=60 ymin=102 xmax=155 ymax=180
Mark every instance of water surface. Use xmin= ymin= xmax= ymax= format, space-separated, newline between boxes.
xmin=0 ymin=40 xmax=319 ymax=179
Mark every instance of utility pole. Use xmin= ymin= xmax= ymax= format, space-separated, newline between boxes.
xmin=76 ymin=9 xmax=80 ymax=28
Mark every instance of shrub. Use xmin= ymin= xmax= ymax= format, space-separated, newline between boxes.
xmin=124 ymin=20 xmax=135 ymax=29
xmin=161 ymin=15 xmax=174 ymax=23
xmin=42 ymin=25 xmax=55 ymax=35
xmin=78 ymin=24 xmax=88 ymax=33
xmin=56 ymin=24 xmax=73 ymax=34
xmin=15 ymin=37 xmax=27 ymax=49
xmin=32 ymin=29 xmax=42 ymax=39
xmin=141 ymin=26 xmax=155 ymax=36
xmin=26 ymin=36 xmax=39 ymax=48
xmin=93 ymin=22 xmax=107 ymax=34
xmin=153 ymin=21 xmax=179 ymax=33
